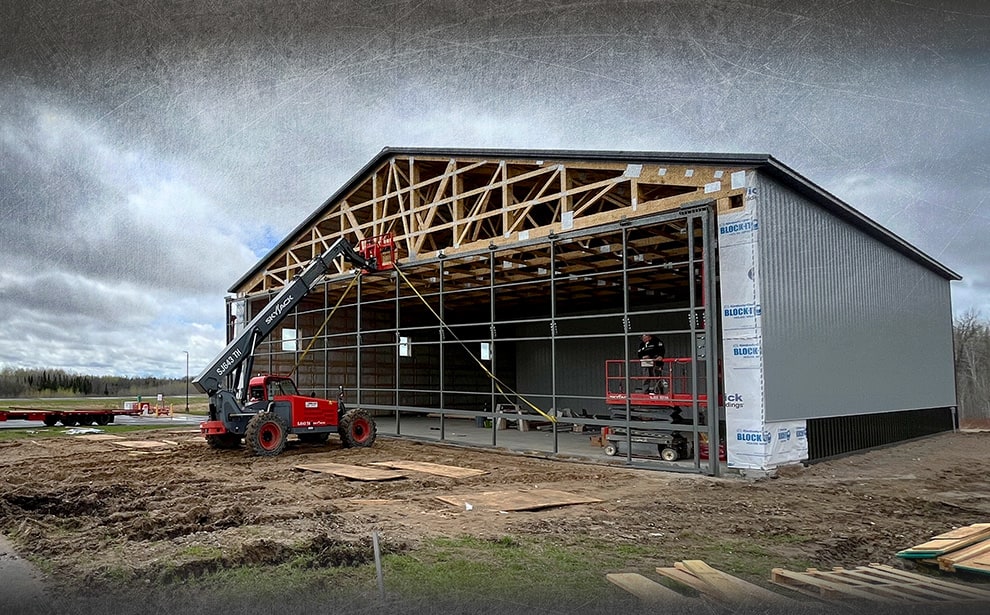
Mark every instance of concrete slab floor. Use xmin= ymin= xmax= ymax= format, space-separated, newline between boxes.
xmin=372 ymin=413 xmax=714 ymax=472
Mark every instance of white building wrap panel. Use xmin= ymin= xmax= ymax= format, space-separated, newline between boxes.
xmin=718 ymin=173 xmax=807 ymax=469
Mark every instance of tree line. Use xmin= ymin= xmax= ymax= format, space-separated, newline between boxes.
xmin=1 ymin=311 xmax=987 ymax=421
xmin=954 ymin=310 xmax=990 ymax=425
xmin=0 ymin=368 xmax=190 ymax=398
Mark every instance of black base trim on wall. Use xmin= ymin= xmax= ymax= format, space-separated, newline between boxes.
xmin=807 ymin=407 xmax=955 ymax=462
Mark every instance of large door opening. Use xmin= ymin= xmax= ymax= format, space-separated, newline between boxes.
xmin=246 ymin=206 xmax=723 ymax=474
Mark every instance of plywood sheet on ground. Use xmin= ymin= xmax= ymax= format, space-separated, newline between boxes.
xmin=368 ymin=460 xmax=487 ymax=478
xmin=770 ymin=564 xmax=990 ymax=603
xmin=77 ymin=434 xmax=124 ymax=441
xmin=110 ymin=440 xmax=172 ymax=449
xmin=436 ymin=489 xmax=601 ymax=511
xmin=897 ymin=523 xmax=990 ymax=559
xmin=294 ymin=462 xmax=406 ymax=481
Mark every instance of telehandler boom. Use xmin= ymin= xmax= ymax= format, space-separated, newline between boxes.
xmin=191 ymin=235 xmax=392 ymax=455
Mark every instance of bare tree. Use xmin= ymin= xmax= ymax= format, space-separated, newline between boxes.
xmin=954 ymin=310 xmax=990 ymax=427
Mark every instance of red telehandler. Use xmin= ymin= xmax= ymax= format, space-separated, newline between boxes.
xmin=191 ymin=235 xmax=393 ymax=456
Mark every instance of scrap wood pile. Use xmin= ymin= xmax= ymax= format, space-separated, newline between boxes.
xmin=896 ymin=522 xmax=990 ymax=575
xmin=609 ymin=542 xmax=990 ymax=608
xmin=606 ymin=560 xmax=796 ymax=607
xmin=769 ymin=563 xmax=990 ymax=605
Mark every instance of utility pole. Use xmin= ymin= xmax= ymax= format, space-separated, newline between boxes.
xmin=184 ymin=350 xmax=190 ymax=413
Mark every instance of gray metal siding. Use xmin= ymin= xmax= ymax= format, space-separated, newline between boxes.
xmin=756 ymin=174 xmax=956 ymax=421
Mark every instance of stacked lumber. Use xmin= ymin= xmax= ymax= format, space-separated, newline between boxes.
xmin=604 ymin=559 xmax=798 ymax=607
xmin=770 ymin=563 xmax=990 ymax=604
xmin=896 ymin=523 xmax=990 ymax=575
xmin=605 ymin=572 xmax=698 ymax=606
xmin=655 ymin=560 xmax=797 ymax=606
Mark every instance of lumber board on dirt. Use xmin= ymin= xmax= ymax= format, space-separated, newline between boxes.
xmin=368 ymin=460 xmax=487 ymax=478
xmin=655 ymin=566 xmax=713 ymax=596
xmin=657 ymin=561 xmax=795 ymax=605
xmin=770 ymin=564 xmax=990 ymax=603
xmin=605 ymin=573 xmax=695 ymax=604
xmin=950 ymin=549 xmax=990 ymax=576
xmin=936 ymin=538 xmax=990 ymax=572
xmin=294 ymin=462 xmax=407 ymax=481
xmin=896 ymin=523 xmax=990 ymax=559
xmin=678 ymin=560 xmax=796 ymax=605
xmin=860 ymin=564 xmax=990 ymax=600
xmin=435 ymin=488 xmax=601 ymax=511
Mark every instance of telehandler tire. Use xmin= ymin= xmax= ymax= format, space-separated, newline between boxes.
xmin=245 ymin=412 xmax=288 ymax=456
xmin=339 ymin=408 xmax=377 ymax=448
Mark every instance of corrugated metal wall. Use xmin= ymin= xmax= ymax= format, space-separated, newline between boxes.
xmin=756 ymin=174 xmax=956 ymax=421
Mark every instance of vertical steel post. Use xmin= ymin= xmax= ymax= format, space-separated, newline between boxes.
xmin=621 ymin=227 xmax=633 ymax=463
xmin=394 ymin=270 xmax=402 ymax=434
xmin=701 ymin=204 xmax=722 ymax=476
xmin=438 ymin=258 xmax=445 ymax=441
xmin=686 ymin=215 xmax=700 ymax=471
xmin=549 ymin=238 xmax=559 ymax=454
xmin=489 ymin=248 xmax=497 ymax=446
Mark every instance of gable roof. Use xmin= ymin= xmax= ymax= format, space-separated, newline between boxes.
xmin=230 ymin=147 xmax=959 ymax=293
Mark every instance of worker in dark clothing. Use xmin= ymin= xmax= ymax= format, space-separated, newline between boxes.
xmin=636 ymin=333 xmax=665 ymax=393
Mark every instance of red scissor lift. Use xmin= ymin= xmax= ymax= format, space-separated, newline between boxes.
xmin=603 ymin=358 xmax=715 ymax=461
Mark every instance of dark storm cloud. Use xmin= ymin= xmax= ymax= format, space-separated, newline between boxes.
xmin=0 ymin=0 xmax=987 ymax=376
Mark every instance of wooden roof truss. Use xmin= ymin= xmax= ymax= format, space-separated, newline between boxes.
xmin=238 ymin=154 xmax=749 ymax=296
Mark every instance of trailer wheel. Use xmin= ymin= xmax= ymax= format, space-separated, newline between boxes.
xmin=43 ymin=415 xmax=59 ymax=427
xmin=61 ymin=416 xmax=78 ymax=427
xmin=245 ymin=412 xmax=288 ymax=456
xmin=95 ymin=415 xmax=111 ymax=426
xmin=339 ymin=408 xmax=377 ymax=448
xmin=206 ymin=433 xmax=242 ymax=450
xmin=604 ymin=444 xmax=617 ymax=456
xmin=660 ymin=447 xmax=680 ymax=462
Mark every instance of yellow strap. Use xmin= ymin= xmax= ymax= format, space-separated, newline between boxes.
xmin=394 ymin=266 xmax=556 ymax=423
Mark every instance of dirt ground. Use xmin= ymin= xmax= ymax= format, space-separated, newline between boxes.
xmin=2 ymin=427 xmax=990 ymax=614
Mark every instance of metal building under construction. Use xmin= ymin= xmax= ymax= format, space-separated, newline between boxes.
xmin=225 ymin=147 xmax=960 ymax=474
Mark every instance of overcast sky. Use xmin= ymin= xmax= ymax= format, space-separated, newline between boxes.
xmin=1 ymin=0 xmax=987 ymax=379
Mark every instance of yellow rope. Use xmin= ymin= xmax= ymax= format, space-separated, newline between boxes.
xmin=290 ymin=274 xmax=359 ymax=379
xmin=394 ymin=266 xmax=556 ymax=423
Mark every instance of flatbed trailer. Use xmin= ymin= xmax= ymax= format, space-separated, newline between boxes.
xmin=0 ymin=406 xmax=145 ymax=427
